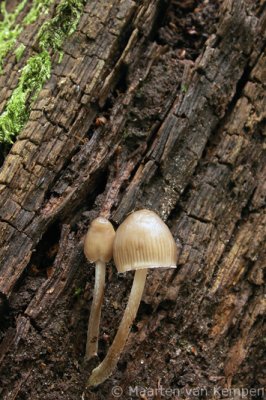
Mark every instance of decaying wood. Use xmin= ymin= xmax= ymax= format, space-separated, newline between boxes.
xmin=0 ymin=0 xmax=265 ymax=399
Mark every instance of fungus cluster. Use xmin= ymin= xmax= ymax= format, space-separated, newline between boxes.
xmin=84 ymin=209 xmax=177 ymax=386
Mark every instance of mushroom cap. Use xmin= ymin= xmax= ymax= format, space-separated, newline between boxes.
xmin=84 ymin=217 xmax=115 ymax=263
xmin=113 ymin=209 xmax=177 ymax=273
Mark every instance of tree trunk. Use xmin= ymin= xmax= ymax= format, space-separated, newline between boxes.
xmin=0 ymin=0 xmax=265 ymax=399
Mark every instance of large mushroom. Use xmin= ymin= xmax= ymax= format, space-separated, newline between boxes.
xmin=84 ymin=217 xmax=115 ymax=360
xmin=88 ymin=209 xmax=177 ymax=386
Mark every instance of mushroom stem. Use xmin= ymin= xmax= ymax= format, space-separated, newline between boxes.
xmin=88 ymin=268 xmax=148 ymax=386
xmin=85 ymin=260 xmax=106 ymax=360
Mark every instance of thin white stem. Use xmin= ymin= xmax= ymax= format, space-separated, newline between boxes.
xmin=85 ymin=260 xmax=106 ymax=360
xmin=88 ymin=268 xmax=148 ymax=386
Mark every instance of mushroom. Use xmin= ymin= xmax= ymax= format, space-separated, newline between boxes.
xmin=88 ymin=209 xmax=177 ymax=386
xmin=84 ymin=217 xmax=115 ymax=360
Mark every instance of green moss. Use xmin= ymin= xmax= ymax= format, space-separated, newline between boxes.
xmin=73 ymin=287 xmax=83 ymax=297
xmin=0 ymin=51 xmax=51 ymax=143
xmin=181 ymin=83 xmax=188 ymax=93
xmin=0 ymin=0 xmax=28 ymax=24
xmin=58 ymin=50 xmax=64 ymax=64
xmin=14 ymin=43 xmax=26 ymax=62
xmin=38 ymin=0 xmax=84 ymax=53
xmin=0 ymin=0 xmax=54 ymax=70
xmin=0 ymin=0 xmax=27 ymax=70
xmin=23 ymin=0 xmax=54 ymax=25
xmin=0 ymin=0 xmax=86 ymax=144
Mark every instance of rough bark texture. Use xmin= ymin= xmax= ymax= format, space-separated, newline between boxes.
xmin=0 ymin=0 xmax=265 ymax=399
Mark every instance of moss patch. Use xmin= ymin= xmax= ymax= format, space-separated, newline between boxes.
xmin=38 ymin=0 xmax=84 ymax=58
xmin=23 ymin=0 xmax=54 ymax=26
xmin=0 ymin=0 xmax=27 ymax=69
xmin=0 ymin=0 xmax=86 ymax=144
xmin=0 ymin=51 xmax=51 ymax=143
xmin=0 ymin=0 xmax=54 ymax=71
xmin=14 ymin=43 xmax=26 ymax=62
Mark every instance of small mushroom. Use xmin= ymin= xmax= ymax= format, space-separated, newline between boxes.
xmin=88 ymin=209 xmax=177 ymax=386
xmin=84 ymin=217 xmax=115 ymax=360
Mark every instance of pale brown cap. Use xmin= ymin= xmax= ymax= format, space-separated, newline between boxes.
xmin=113 ymin=209 xmax=177 ymax=273
xmin=84 ymin=217 xmax=115 ymax=263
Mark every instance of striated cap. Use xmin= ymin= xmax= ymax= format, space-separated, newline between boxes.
xmin=113 ymin=209 xmax=177 ymax=273
xmin=84 ymin=217 xmax=115 ymax=263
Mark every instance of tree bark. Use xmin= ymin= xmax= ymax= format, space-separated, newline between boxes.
xmin=0 ymin=0 xmax=265 ymax=399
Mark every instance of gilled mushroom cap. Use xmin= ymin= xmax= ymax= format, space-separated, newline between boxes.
xmin=84 ymin=217 xmax=115 ymax=263
xmin=113 ymin=209 xmax=177 ymax=273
